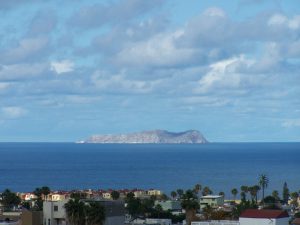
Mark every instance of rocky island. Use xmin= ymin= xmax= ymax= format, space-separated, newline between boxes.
xmin=82 ymin=129 xmax=208 ymax=144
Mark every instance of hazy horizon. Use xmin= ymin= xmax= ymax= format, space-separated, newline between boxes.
xmin=1 ymin=0 xmax=300 ymax=142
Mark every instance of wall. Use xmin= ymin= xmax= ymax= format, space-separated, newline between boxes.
xmin=239 ymin=217 xmax=289 ymax=225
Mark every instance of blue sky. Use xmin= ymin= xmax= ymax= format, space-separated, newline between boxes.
xmin=0 ymin=0 xmax=300 ymax=142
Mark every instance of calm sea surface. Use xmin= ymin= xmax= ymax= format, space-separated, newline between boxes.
xmin=0 ymin=143 xmax=299 ymax=197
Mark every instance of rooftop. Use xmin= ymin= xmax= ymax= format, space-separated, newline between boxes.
xmin=240 ymin=209 xmax=289 ymax=219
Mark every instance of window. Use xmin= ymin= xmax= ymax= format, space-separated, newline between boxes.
xmin=54 ymin=205 xmax=58 ymax=211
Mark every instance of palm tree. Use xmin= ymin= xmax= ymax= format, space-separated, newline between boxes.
xmin=64 ymin=199 xmax=86 ymax=225
xmin=171 ymin=191 xmax=177 ymax=200
xmin=241 ymin=186 xmax=248 ymax=199
xmin=272 ymin=190 xmax=279 ymax=201
xmin=177 ymin=189 xmax=184 ymax=199
xmin=181 ymin=190 xmax=200 ymax=225
xmin=219 ymin=192 xmax=225 ymax=198
xmin=231 ymin=188 xmax=238 ymax=201
xmin=202 ymin=186 xmax=212 ymax=196
xmin=194 ymin=184 xmax=202 ymax=197
xmin=259 ymin=174 xmax=269 ymax=205
xmin=85 ymin=202 xmax=106 ymax=225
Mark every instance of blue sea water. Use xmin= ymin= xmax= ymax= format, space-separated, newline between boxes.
xmin=0 ymin=143 xmax=299 ymax=198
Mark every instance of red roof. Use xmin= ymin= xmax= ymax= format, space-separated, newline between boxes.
xmin=240 ymin=209 xmax=289 ymax=219
xmin=292 ymin=218 xmax=300 ymax=225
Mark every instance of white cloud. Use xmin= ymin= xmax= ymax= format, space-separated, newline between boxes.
xmin=0 ymin=37 xmax=49 ymax=64
xmin=194 ymin=56 xmax=258 ymax=93
xmin=0 ymin=63 xmax=47 ymax=81
xmin=1 ymin=106 xmax=27 ymax=119
xmin=91 ymin=70 xmax=160 ymax=94
xmin=203 ymin=7 xmax=226 ymax=17
xmin=51 ymin=60 xmax=74 ymax=74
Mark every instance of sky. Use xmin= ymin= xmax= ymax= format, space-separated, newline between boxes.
xmin=0 ymin=0 xmax=300 ymax=142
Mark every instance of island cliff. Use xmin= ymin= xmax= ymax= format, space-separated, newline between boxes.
xmin=83 ymin=130 xmax=208 ymax=144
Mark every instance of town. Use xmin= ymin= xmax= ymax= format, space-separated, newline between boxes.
xmin=0 ymin=175 xmax=300 ymax=225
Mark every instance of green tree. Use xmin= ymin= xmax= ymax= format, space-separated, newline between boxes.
xmin=171 ymin=191 xmax=177 ymax=200
xmin=177 ymin=189 xmax=184 ymax=199
xmin=282 ymin=182 xmax=289 ymax=204
xmin=231 ymin=188 xmax=238 ymax=201
xmin=0 ymin=189 xmax=21 ymax=210
xmin=111 ymin=191 xmax=120 ymax=200
xmin=259 ymin=174 xmax=269 ymax=204
xmin=181 ymin=190 xmax=200 ymax=225
xmin=85 ymin=202 xmax=106 ymax=225
xmin=290 ymin=192 xmax=299 ymax=207
xmin=272 ymin=190 xmax=280 ymax=201
xmin=241 ymin=186 xmax=248 ymax=199
xmin=194 ymin=184 xmax=202 ymax=197
xmin=219 ymin=192 xmax=225 ymax=197
xmin=202 ymin=186 xmax=212 ymax=196
xmin=64 ymin=199 xmax=86 ymax=225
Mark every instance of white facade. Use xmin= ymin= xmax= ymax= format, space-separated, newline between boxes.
xmin=239 ymin=217 xmax=289 ymax=225
xmin=192 ymin=221 xmax=240 ymax=225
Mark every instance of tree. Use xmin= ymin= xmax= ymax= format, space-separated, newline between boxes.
xmin=231 ymin=188 xmax=238 ymax=201
xmin=290 ymin=192 xmax=299 ymax=207
xmin=282 ymin=182 xmax=289 ymax=204
xmin=219 ymin=192 xmax=225 ymax=198
xmin=181 ymin=190 xmax=200 ymax=225
xmin=111 ymin=191 xmax=120 ymax=200
xmin=0 ymin=189 xmax=21 ymax=210
xmin=202 ymin=186 xmax=212 ymax=196
xmin=33 ymin=186 xmax=51 ymax=210
xmin=272 ymin=190 xmax=280 ymax=201
xmin=171 ymin=191 xmax=177 ymax=200
xmin=241 ymin=186 xmax=248 ymax=199
xmin=65 ymin=199 xmax=106 ymax=225
xmin=248 ymin=185 xmax=260 ymax=203
xmin=259 ymin=174 xmax=269 ymax=204
xmin=177 ymin=189 xmax=184 ymax=199
xmin=194 ymin=184 xmax=202 ymax=197
xmin=85 ymin=202 xmax=106 ymax=225
xmin=64 ymin=199 xmax=86 ymax=225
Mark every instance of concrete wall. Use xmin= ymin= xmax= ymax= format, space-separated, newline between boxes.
xmin=21 ymin=211 xmax=43 ymax=225
xmin=239 ymin=217 xmax=289 ymax=225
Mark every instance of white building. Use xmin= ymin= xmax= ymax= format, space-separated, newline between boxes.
xmin=192 ymin=221 xmax=239 ymax=225
xmin=239 ymin=209 xmax=289 ymax=225
xmin=199 ymin=195 xmax=224 ymax=209
xmin=43 ymin=199 xmax=125 ymax=225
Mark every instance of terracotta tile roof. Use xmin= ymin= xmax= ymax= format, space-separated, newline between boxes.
xmin=240 ymin=209 xmax=289 ymax=219
xmin=292 ymin=218 xmax=300 ymax=225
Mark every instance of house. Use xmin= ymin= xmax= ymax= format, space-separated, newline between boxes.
xmin=191 ymin=221 xmax=239 ymax=225
xmin=43 ymin=199 xmax=125 ymax=225
xmin=147 ymin=189 xmax=163 ymax=197
xmin=199 ymin=195 xmax=224 ymax=209
xmin=291 ymin=218 xmax=300 ymax=225
xmin=154 ymin=200 xmax=182 ymax=211
xmin=21 ymin=210 xmax=43 ymax=225
xmin=239 ymin=209 xmax=289 ymax=225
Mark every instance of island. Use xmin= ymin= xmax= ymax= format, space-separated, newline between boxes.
xmin=81 ymin=129 xmax=208 ymax=144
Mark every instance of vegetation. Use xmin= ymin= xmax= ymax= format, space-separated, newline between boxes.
xmin=64 ymin=199 xmax=106 ymax=225
xmin=231 ymin=188 xmax=238 ymax=200
xmin=111 ymin=191 xmax=120 ymax=200
xmin=181 ymin=190 xmax=199 ymax=225
xmin=259 ymin=174 xmax=269 ymax=204
xmin=0 ymin=189 xmax=21 ymax=210
xmin=282 ymin=182 xmax=290 ymax=204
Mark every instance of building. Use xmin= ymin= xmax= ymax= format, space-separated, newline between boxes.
xmin=192 ymin=221 xmax=239 ymax=225
xmin=147 ymin=189 xmax=163 ymax=196
xmin=21 ymin=210 xmax=43 ymax=225
xmin=43 ymin=199 xmax=125 ymax=225
xmin=154 ymin=200 xmax=182 ymax=211
xmin=199 ymin=195 xmax=224 ymax=209
xmin=292 ymin=218 xmax=300 ymax=225
xmin=239 ymin=209 xmax=289 ymax=225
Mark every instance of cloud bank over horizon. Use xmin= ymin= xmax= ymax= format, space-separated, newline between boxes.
xmin=0 ymin=0 xmax=299 ymax=142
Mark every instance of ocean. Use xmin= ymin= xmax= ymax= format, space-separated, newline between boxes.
xmin=0 ymin=142 xmax=299 ymax=198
